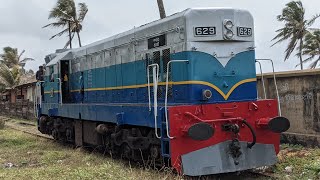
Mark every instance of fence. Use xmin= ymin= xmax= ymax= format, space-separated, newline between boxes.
xmin=0 ymin=100 xmax=35 ymax=120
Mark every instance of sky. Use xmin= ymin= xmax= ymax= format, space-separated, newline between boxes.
xmin=0 ymin=0 xmax=319 ymax=72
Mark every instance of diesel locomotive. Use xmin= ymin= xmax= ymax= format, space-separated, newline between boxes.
xmin=36 ymin=8 xmax=290 ymax=176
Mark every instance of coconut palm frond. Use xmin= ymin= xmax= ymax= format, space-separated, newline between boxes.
xmin=43 ymin=21 xmax=67 ymax=28
xmin=78 ymin=3 xmax=88 ymax=22
xmin=20 ymin=58 xmax=35 ymax=63
xmin=1 ymin=47 xmax=19 ymax=67
xmin=308 ymin=58 xmax=320 ymax=69
xmin=284 ymin=36 xmax=299 ymax=60
xmin=44 ymin=0 xmax=88 ymax=48
xmin=272 ymin=1 xmax=320 ymax=70
xmin=0 ymin=64 xmax=20 ymax=88
xmin=49 ymin=0 xmax=74 ymax=20
xmin=0 ymin=47 xmax=34 ymax=71
xmin=271 ymin=28 xmax=293 ymax=46
xmin=18 ymin=50 xmax=25 ymax=60
xmin=301 ymin=30 xmax=320 ymax=69
xmin=50 ymin=28 xmax=69 ymax=40
xmin=295 ymin=56 xmax=314 ymax=67
xmin=272 ymin=1 xmax=305 ymax=62
xmin=307 ymin=14 xmax=320 ymax=26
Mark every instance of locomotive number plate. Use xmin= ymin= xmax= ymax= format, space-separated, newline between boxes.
xmin=237 ymin=27 xmax=252 ymax=37
xmin=148 ymin=35 xmax=166 ymax=49
xmin=194 ymin=27 xmax=216 ymax=36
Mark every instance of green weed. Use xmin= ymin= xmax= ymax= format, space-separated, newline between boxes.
xmin=0 ymin=119 xmax=5 ymax=129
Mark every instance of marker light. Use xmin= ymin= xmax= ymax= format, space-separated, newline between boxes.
xmin=224 ymin=20 xmax=234 ymax=29
xmin=202 ymin=89 xmax=212 ymax=100
xmin=224 ymin=30 xmax=234 ymax=40
xmin=223 ymin=19 xmax=234 ymax=40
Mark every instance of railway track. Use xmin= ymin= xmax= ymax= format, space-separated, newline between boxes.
xmin=1 ymin=116 xmax=53 ymax=140
xmin=1 ymin=116 xmax=277 ymax=179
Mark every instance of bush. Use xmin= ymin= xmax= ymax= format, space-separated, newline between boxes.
xmin=0 ymin=119 xmax=5 ymax=129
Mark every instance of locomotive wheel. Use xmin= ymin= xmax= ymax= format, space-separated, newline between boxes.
xmin=52 ymin=128 xmax=59 ymax=140
xmin=121 ymin=143 xmax=132 ymax=159
xmin=150 ymin=145 xmax=160 ymax=160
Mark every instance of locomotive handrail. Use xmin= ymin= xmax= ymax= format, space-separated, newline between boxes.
xmin=33 ymin=93 xmax=37 ymax=118
xmin=255 ymin=60 xmax=267 ymax=99
xmin=216 ymin=105 xmax=238 ymax=111
xmin=185 ymin=112 xmax=242 ymax=123
xmin=36 ymin=82 xmax=40 ymax=117
xmin=147 ymin=64 xmax=161 ymax=139
xmin=34 ymin=82 xmax=40 ymax=118
xmin=165 ymin=60 xmax=189 ymax=139
xmin=57 ymin=78 xmax=63 ymax=105
xmin=34 ymin=83 xmax=38 ymax=118
xmin=255 ymin=59 xmax=281 ymax=116
xmin=38 ymin=82 xmax=42 ymax=108
xmin=34 ymin=81 xmax=44 ymax=118
xmin=147 ymin=64 xmax=159 ymax=111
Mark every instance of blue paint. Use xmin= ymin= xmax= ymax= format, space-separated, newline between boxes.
xmin=42 ymin=103 xmax=163 ymax=128
xmin=44 ymin=51 xmax=256 ymax=104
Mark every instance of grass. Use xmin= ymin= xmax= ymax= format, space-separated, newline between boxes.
xmin=1 ymin=125 xmax=320 ymax=180
xmin=0 ymin=119 xmax=4 ymax=129
xmin=6 ymin=117 xmax=36 ymax=126
xmin=0 ymin=128 xmax=179 ymax=180
xmin=274 ymin=144 xmax=320 ymax=179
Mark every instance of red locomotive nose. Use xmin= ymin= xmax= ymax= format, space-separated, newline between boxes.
xmin=256 ymin=117 xmax=290 ymax=133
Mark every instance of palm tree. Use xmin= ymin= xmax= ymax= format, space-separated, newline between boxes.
xmin=0 ymin=47 xmax=34 ymax=71
xmin=0 ymin=64 xmax=20 ymax=90
xmin=301 ymin=30 xmax=320 ymax=69
xmin=43 ymin=0 xmax=88 ymax=49
xmin=272 ymin=1 xmax=320 ymax=70
xmin=157 ymin=0 xmax=166 ymax=19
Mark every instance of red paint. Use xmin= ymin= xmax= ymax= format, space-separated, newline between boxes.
xmin=256 ymin=117 xmax=271 ymax=128
xmin=168 ymin=99 xmax=280 ymax=174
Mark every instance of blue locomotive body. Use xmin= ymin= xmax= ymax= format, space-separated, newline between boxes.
xmin=41 ymin=50 xmax=257 ymax=127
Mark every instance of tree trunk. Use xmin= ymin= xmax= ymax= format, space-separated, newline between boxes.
xmin=299 ymin=39 xmax=304 ymax=70
xmin=77 ymin=31 xmax=82 ymax=47
xmin=68 ymin=21 xmax=72 ymax=49
xmin=157 ymin=0 xmax=166 ymax=19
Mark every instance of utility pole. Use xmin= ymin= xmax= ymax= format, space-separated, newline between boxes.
xmin=157 ymin=0 xmax=166 ymax=19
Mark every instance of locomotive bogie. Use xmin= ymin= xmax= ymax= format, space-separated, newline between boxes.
xmin=39 ymin=116 xmax=163 ymax=164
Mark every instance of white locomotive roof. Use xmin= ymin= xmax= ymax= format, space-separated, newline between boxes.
xmin=47 ymin=50 xmax=72 ymax=66
xmin=81 ymin=7 xmax=245 ymax=53
xmin=47 ymin=7 xmax=252 ymax=65
xmin=79 ymin=8 xmax=189 ymax=55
